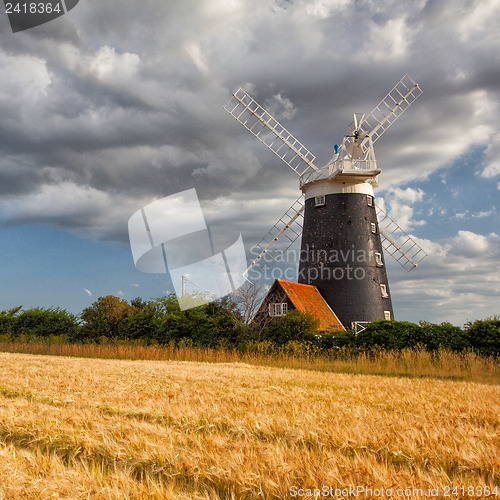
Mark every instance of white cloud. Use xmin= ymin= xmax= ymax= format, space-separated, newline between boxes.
xmin=447 ymin=230 xmax=500 ymax=259
xmin=380 ymin=89 xmax=497 ymax=188
xmin=455 ymin=0 xmax=500 ymax=43
xmin=482 ymin=132 xmax=500 ymax=178
xmin=472 ymin=209 xmax=496 ymax=219
xmin=364 ymin=17 xmax=413 ymax=61
xmin=301 ymin=0 xmax=351 ymax=19
xmin=390 ymin=187 xmax=424 ymax=204
xmin=184 ymin=41 xmax=210 ymax=76
xmin=451 ymin=208 xmax=496 ymax=220
xmin=0 ymin=53 xmax=51 ymax=104
xmin=0 ymin=181 xmax=155 ymax=239
xmin=264 ymin=93 xmax=297 ymax=121
xmin=0 ymin=182 xmax=110 ymax=220
xmin=88 ymin=46 xmax=140 ymax=83
xmin=380 ymin=187 xmax=426 ymax=230
xmin=390 ymin=230 xmax=500 ymax=324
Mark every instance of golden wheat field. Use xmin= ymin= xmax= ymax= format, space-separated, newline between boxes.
xmin=0 ymin=352 xmax=498 ymax=499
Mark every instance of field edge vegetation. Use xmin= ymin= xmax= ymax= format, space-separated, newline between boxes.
xmin=0 ymin=340 xmax=498 ymax=385
xmin=1 ymin=293 xmax=499 ymax=384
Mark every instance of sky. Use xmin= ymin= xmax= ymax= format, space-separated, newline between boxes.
xmin=0 ymin=0 xmax=499 ymax=326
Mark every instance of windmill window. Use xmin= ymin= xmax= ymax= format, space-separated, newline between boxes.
xmin=367 ymin=195 xmax=373 ymax=207
xmin=380 ymin=284 xmax=389 ymax=298
xmin=371 ymin=222 xmax=377 ymax=233
xmin=315 ymin=195 xmax=325 ymax=207
xmin=269 ymin=302 xmax=288 ymax=317
xmin=384 ymin=311 xmax=391 ymax=320
xmin=375 ymin=252 xmax=383 ymax=266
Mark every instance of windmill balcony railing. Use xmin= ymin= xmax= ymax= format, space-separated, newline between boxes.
xmin=331 ymin=158 xmax=378 ymax=174
xmin=300 ymin=159 xmax=379 ymax=188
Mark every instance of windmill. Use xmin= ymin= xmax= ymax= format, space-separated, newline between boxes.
xmin=224 ymin=75 xmax=427 ymax=329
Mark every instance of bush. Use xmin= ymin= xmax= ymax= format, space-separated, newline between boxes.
xmin=355 ymin=320 xmax=425 ymax=350
xmin=327 ymin=328 xmax=358 ymax=349
xmin=261 ymin=310 xmax=320 ymax=346
xmin=0 ymin=306 xmax=78 ymax=341
xmin=463 ymin=317 xmax=500 ymax=356
xmin=419 ymin=321 xmax=469 ymax=351
xmin=0 ymin=306 xmax=23 ymax=339
xmin=16 ymin=308 xmax=78 ymax=340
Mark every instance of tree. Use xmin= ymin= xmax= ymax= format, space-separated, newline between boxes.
xmin=118 ymin=298 xmax=160 ymax=342
xmin=79 ymin=295 xmax=136 ymax=342
xmin=153 ymin=294 xmax=246 ymax=347
xmin=232 ymin=281 xmax=267 ymax=325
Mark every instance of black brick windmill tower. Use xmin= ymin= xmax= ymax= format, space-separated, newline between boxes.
xmin=225 ymin=75 xmax=427 ymax=330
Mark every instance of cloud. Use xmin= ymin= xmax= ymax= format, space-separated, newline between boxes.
xmin=379 ymin=187 xmax=426 ymax=230
xmin=184 ymin=41 xmax=210 ymax=76
xmin=0 ymin=181 xmax=155 ymax=240
xmin=482 ymin=132 xmax=500 ymax=179
xmin=264 ymin=93 xmax=297 ymax=120
xmin=472 ymin=209 xmax=496 ymax=219
xmin=390 ymin=230 xmax=500 ymax=324
xmin=447 ymin=230 xmax=500 ymax=260
xmin=0 ymin=0 xmax=498 ymax=242
xmin=364 ymin=16 xmax=413 ymax=62
xmin=451 ymin=208 xmax=496 ymax=221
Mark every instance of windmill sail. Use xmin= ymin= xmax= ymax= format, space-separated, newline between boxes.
xmin=224 ymin=88 xmax=318 ymax=176
xmin=344 ymin=74 xmax=423 ymax=156
xmin=245 ymin=197 xmax=305 ymax=275
xmin=375 ymin=203 xmax=428 ymax=271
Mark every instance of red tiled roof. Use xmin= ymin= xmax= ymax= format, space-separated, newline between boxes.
xmin=277 ymin=279 xmax=344 ymax=331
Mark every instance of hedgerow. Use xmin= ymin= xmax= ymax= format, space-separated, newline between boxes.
xmin=0 ymin=297 xmax=498 ymax=356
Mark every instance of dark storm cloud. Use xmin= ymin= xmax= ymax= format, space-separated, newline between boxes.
xmin=0 ymin=0 xmax=499 ymax=323
xmin=0 ymin=0 xmax=499 ymax=238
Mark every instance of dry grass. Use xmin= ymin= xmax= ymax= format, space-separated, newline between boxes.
xmin=0 ymin=341 xmax=498 ymax=385
xmin=0 ymin=352 xmax=498 ymax=499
